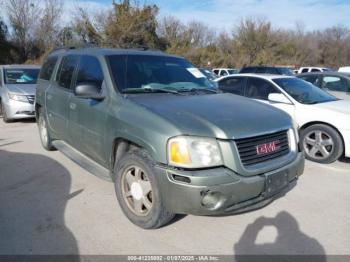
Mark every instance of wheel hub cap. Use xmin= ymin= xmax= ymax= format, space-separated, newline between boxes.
xmin=130 ymin=182 xmax=143 ymax=200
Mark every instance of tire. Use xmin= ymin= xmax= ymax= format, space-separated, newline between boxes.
xmin=300 ymin=124 xmax=343 ymax=163
xmin=38 ymin=108 xmax=56 ymax=151
xmin=1 ymin=101 xmax=12 ymax=123
xmin=114 ymin=149 xmax=175 ymax=229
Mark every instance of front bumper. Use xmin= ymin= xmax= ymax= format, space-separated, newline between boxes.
xmin=155 ymin=152 xmax=304 ymax=215
xmin=3 ymin=99 xmax=35 ymax=119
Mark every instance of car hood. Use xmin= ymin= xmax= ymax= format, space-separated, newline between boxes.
xmin=313 ymin=99 xmax=350 ymax=115
xmin=5 ymin=84 xmax=36 ymax=95
xmin=127 ymin=93 xmax=292 ymax=139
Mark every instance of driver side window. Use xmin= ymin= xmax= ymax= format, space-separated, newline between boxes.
xmin=245 ymin=78 xmax=280 ymax=100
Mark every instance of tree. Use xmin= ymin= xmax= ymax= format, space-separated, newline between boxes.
xmin=5 ymin=0 xmax=41 ymax=61
xmin=0 ymin=17 xmax=14 ymax=64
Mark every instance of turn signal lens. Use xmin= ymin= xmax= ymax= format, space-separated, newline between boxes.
xmin=169 ymin=138 xmax=192 ymax=165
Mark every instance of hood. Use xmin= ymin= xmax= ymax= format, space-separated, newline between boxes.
xmin=5 ymin=84 xmax=36 ymax=95
xmin=127 ymin=93 xmax=292 ymax=139
xmin=313 ymin=99 xmax=350 ymax=115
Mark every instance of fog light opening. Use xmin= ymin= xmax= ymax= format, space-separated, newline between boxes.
xmin=201 ymin=191 xmax=222 ymax=209
xmin=172 ymin=174 xmax=191 ymax=184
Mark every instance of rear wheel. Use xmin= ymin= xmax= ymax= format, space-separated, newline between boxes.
xmin=114 ymin=149 xmax=175 ymax=229
xmin=38 ymin=109 xmax=55 ymax=151
xmin=301 ymin=124 xmax=343 ymax=163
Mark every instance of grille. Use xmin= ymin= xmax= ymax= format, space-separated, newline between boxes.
xmin=235 ymin=130 xmax=290 ymax=167
xmin=27 ymin=95 xmax=35 ymax=104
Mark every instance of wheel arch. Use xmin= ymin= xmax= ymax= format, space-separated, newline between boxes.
xmin=299 ymin=121 xmax=345 ymax=156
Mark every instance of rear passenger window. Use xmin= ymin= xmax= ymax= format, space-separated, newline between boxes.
xmin=39 ymin=56 xmax=58 ymax=80
xmin=301 ymin=68 xmax=309 ymax=73
xmin=219 ymin=77 xmax=244 ymax=95
xmin=246 ymin=78 xmax=280 ymax=100
xmin=76 ymin=56 xmax=104 ymax=90
xmin=311 ymin=69 xmax=320 ymax=72
xmin=56 ymin=55 xmax=79 ymax=89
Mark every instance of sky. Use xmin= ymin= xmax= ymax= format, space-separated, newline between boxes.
xmin=2 ymin=0 xmax=350 ymax=32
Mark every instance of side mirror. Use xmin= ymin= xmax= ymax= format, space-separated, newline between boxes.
xmin=74 ymin=83 xmax=105 ymax=100
xmin=268 ymin=93 xmax=292 ymax=104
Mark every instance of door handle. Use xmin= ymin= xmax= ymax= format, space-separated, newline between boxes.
xmin=70 ymin=103 xmax=76 ymax=110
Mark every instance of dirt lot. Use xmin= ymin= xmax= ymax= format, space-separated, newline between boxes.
xmin=0 ymin=119 xmax=349 ymax=255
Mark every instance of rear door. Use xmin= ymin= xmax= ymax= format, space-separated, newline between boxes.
xmin=68 ymin=55 xmax=108 ymax=166
xmin=320 ymin=75 xmax=350 ymax=100
xmin=46 ymin=55 xmax=79 ymax=141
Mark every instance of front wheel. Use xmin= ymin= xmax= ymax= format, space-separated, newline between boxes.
xmin=114 ymin=149 xmax=175 ymax=229
xmin=301 ymin=124 xmax=343 ymax=163
xmin=1 ymin=101 xmax=12 ymax=123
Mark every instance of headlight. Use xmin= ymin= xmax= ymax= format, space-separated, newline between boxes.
xmin=168 ymin=136 xmax=223 ymax=168
xmin=8 ymin=93 xmax=28 ymax=103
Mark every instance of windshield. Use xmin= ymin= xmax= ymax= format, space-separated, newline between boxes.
xmin=278 ymin=68 xmax=294 ymax=76
xmin=4 ymin=68 xmax=40 ymax=84
xmin=108 ymin=55 xmax=216 ymax=93
xmin=273 ymin=78 xmax=337 ymax=104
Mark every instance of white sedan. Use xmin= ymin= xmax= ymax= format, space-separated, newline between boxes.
xmin=216 ymin=74 xmax=350 ymax=163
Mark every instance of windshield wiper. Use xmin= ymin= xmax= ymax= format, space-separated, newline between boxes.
xmin=123 ymin=87 xmax=185 ymax=95
xmin=179 ymin=88 xmax=220 ymax=94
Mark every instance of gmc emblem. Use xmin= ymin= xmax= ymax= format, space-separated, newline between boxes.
xmin=256 ymin=140 xmax=280 ymax=155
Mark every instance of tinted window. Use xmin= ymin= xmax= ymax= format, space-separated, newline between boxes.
xmin=4 ymin=68 xmax=40 ymax=84
xmin=301 ymin=68 xmax=309 ymax=73
xmin=213 ymin=70 xmax=219 ymax=75
xmin=108 ymin=55 xmax=214 ymax=92
xmin=220 ymin=70 xmax=228 ymax=76
xmin=322 ymin=76 xmax=349 ymax=92
xmin=311 ymin=68 xmax=320 ymax=72
xmin=219 ymin=77 xmax=244 ymax=95
xmin=76 ymin=56 xmax=104 ymax=90
xmin=273 ymin=78 xmax=337 ymax=104
xmin=240 ymin=67 xmax=255 ymax=73
xmin=39 ymin=56 xmax=58 ymax=80
xmin=278 ymin=68 xmax=294 ymax=76
xmin=245 ymin=78 xmax=280 ymax=100
xmin=56 ymin=56 xmax=79 ymax=89
xmin=299 ymin=75 xmax=320 ymax=86
xmin=255 ymin=67 xmax=267 ymax=73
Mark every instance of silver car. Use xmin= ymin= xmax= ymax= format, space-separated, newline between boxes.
xmin=0 ymin=65 xmax=40 ymax=122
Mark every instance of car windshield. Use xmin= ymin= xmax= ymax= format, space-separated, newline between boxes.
xmin=4 ymin=68 xmax=40 ymax=84
xmin=273 ymin=78 xmax=338 ymax=104
xmin=278 ymin=68 xmax=294 ymax=76
xmin=108 ymin=55 xmax=216 ymax=93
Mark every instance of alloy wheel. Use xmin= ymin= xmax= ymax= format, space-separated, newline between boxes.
xmin=121 ymin=165 xmax=153 ymax=216
xmin=303 ymin=130 xmax=334 ymax=160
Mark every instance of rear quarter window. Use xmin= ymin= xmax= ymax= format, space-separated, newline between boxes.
xmin=39 ymin=56 xmax=58 ymax=80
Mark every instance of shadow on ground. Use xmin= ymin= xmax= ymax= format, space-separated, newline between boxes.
xmin=234 ymin=211 xmax=326 ymax=259
xmin=0 ymin=149 xmax=80 ymax=256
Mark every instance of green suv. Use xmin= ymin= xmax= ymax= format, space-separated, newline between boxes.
xmin=36 ymin=47 xmax=304 ymax=229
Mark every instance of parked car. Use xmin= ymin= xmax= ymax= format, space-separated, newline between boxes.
xmin=338 ymin=67 xmax=350 ymax=73
xmin=212 ymin=68 xmax=238 ymax=77
xmin=297 ymin=72 xmax=350 ymax=100
xmin=216 ymin=74 xmax=350 ymax=163
xmin=36 ymin=47 xmax=304 ymax=229
xmin=240 ymin=66 xmax=294 ymax=76
xmin=0 ymin=65 xmax=40 ymax=123
xmin=296 ymin=67 xmax=333 ymax=74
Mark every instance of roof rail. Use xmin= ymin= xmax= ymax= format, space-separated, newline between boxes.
xmin=49 ymin=43 xmax=98 ymax=54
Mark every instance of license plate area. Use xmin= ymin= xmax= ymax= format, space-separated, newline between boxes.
xmin=264 ymin=172 xmax=289 ymax=197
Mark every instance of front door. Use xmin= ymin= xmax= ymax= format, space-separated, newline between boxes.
xmin=68 ymin=55 xmax=108 ymax=166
